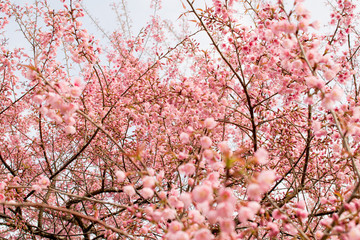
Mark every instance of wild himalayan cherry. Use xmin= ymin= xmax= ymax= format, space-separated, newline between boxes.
xmin=1 ymin=0 xmax=360 ymax=239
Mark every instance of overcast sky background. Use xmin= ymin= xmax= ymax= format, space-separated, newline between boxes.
xmin=80 ymin=0 xmax=331 ymax=42
xmin=5 ymin=0 xmax=334 ymax=57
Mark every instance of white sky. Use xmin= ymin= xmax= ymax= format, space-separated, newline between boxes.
xmin=5 ymin=0 xmax=332 ymax=56
xmin=81 ymin=0 xmax=330 ymax=38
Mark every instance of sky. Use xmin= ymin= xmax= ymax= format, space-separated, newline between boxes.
xmin=80 ymin=0 xmax=331 ymax=36
xmin=4 ymin=0 xmax=334 ymax=58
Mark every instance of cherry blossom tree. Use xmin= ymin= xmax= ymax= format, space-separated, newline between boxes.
xmin=0 ymin=0 xmax=360 ymax=239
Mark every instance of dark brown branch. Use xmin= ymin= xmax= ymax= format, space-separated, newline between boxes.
xmin=0 ymin=153 xmax=16 ymax=176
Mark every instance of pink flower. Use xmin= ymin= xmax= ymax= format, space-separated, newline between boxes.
xmin=268 ymin=222 xmax=280 ymax=237
xmin=64 ymin=116 xmax=76 ymax=126
xmin=64 ymin=126 xmax=76 ymax=135
xmin=142 ymin=176 xmax=155 ymax=188
xmin=70 ymin=86 xmax=82 ymax=98
xmin=238 ymin=207 xmax=252 ymax=223
xmin=180 ymin=132 xmax=190 ymax=144
xmin=178 ymin=152 xmax=188 ymax=160
xmin=25 ymin=70 xmax=37 ymax=81
xmin=284 ymin=223 xmax=297 ymax=235
xmin=204 ymin=117 xmax=217 ymax=129
xmin=324 ymin=70 xmax=336 ymax=80
xmin=217 ymin=188 xmax=236 ymax=204
xmin=257 ymin=170 xmax=276 ymax=190
xmin=0 ymin=182 xmax=6 ymax=192
xmin=272 ymin=209 xmax=286 ymax=220
xmin=296 ymin=209 xmax=308 ymax=220
xmin=168 ymin=221 xmax=183 ymax=233
xmin=321 ymin=86 xmax=344 ymax=110
xmin=115 ymin=170 xmax=126 ymax=182
xmin=180 ymin=192 xmax=192 ymax=208
xmin=39 ymin=176 xmax=50 ymax=188
xmin=188 ymin=209 xmax=205 ymax=223
xmin=216 ymin=202 xmax=234 ymax=219
xmin=254 ymin=147 xmax=269 ymax=164
xmin=248 ymin=201 xmax=261 ymax=213
xmin=32 ymin=184 xmax=43 ymax=193
xmin=162 ymin=208 xmax=176 ymax=220
xmin=315 ymin=231 xmax=324 ymax=239
xmin=312 ymin=121 xmax=321 ymax=132
xmin=292 ymin=60 xmax=303 ymax=70
xmin=295 ymin=200 xmax=306 ymax=210
xmin=238 ymin=203 xmax=260 ymax=223
xmin=247 ymin=183 xmax=262 ymax=200
xmin=203 ymin=149 xmax=213 ymax=160
xmin=320 ymin=218 xmax=332 ymax=227
xmin=348 ymin=226 xmax=360 ymax=240
xmin=151 ymin=210 xmax=162 ymax=222
xmin=141 ymin=188 xmax=154 ymax=199
xmin=218 ymin=141 xmax=232 ymax=157
xmin=172 ymin=231 xmax=189 ymax=240
xmin=192 ymin=184 xmax=213 ymax=203
xmin=178 ymin=163 xmax=196 ymax=176
xmin=219 ymin=218 xmax=235 ymax=234
xmin=72 ymin=77 xmax=82 ymax=87
xmin=327 ymin=85 xmax=344 ymax=101
xmin=295 ymin=3 xmax=309 ymax=15
xmin=168 ymin=196 xmax=184 ymax=209
xmin=200 ymin=136 xmax=212 ymax=149
xmin=206 ymin=210 xmax=218 ymax=224
xmin=32 ymin=95 xmax=44 ymax=104
xmin=123 ymin=185 xmax=136 ymax=197
xmin=283 ymin=39 xmax=294 ymax=49
xmin=305 ymin=76 xmax=324 ymax=89
xmin=193 ymin=228 xmax=214 ymax=240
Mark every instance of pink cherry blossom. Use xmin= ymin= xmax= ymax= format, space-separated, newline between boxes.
xmin=142 ymin=176 xmax=156 ymax=188
xmin=1 ymin=0 xmax=360 ymax=239
xmin=254 ymin=147 xmax=269 ymax=164
xmin=64 ymin=126 xmax=76 ymax=135
xmin=115 ymin=170 xmax=126 ymax=182
xmin=171 ymin=231 xmax=189 ymax=240
xmin=168 ymin=221 xmax=183 ymax=233
xmin=200 ymin=136 xmax=212 ymax=149
xmin=180 ymin=132 xmax=190 ymax=144
xmin=192 ymin=184 xmax=213 ymax=203
xmin=193 ymin=228 xmax=214 ymax=240
xmin=123 ymin=185 xmax=136 ymax=197
xmin=305 ymin=76 xmax=325 ymax=89
xmin=38 ymin=176 xmax=50 ymax=188
xmin=142 ymin=188 xmax=154 ymax=199
xmin=204 ymin=117 xmax=217 ymax=130
xmin=178 ymin=163 xmax=196 ymax=176
xmin=348 ymin=226 xmax=360 ymax=240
